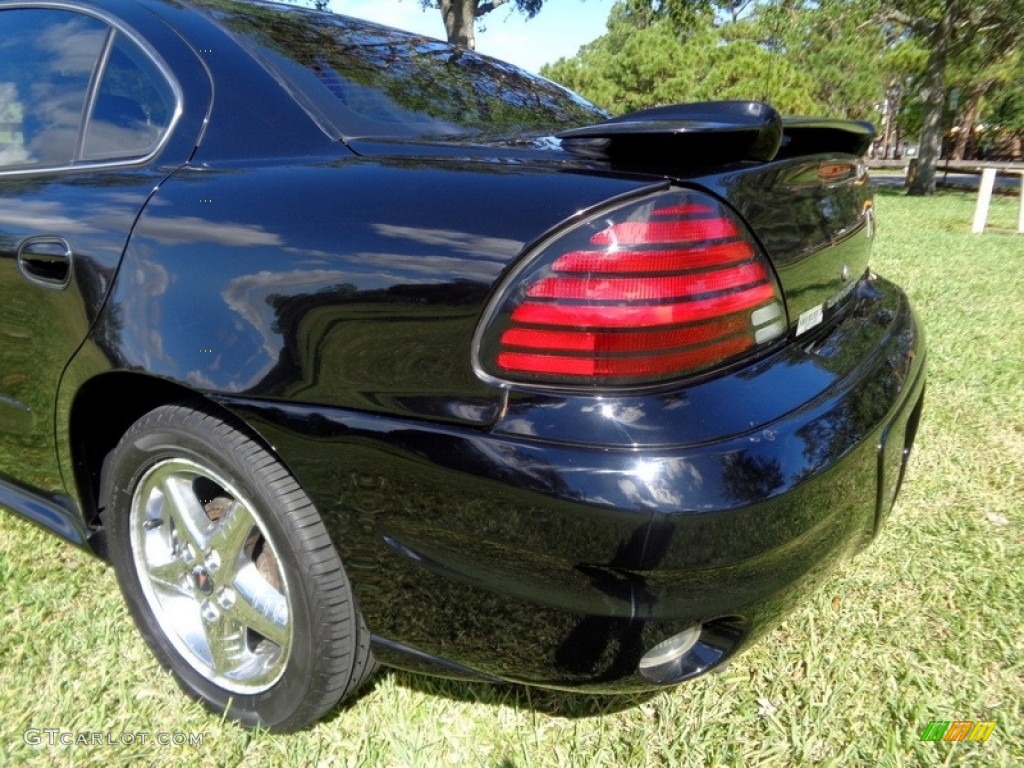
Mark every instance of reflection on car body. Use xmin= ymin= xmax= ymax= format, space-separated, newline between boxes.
xmin=0 ymin=0 xmax=924 ymax=732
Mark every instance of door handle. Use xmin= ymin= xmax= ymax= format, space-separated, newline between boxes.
xmin=17 ymin=236 xmax=72 ymax=287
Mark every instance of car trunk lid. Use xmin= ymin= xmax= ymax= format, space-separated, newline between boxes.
xmin=702 ymin=155 xmax=873 ymax=340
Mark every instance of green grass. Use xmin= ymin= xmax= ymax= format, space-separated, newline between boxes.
xmin=1 ymin=188 xmax=1022 ymax=767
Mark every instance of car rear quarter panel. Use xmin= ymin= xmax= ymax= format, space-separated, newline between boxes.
xmin=100 ymin=158 xmax=661 ymax=425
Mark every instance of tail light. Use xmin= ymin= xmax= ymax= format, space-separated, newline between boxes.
xmin=474 ymin=189 xmax=787 ymax=387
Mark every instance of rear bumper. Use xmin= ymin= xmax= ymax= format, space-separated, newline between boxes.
xmin=217 ymin=274 xmax=925 ymax=691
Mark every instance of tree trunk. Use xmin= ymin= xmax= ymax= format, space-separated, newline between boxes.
xmin=951 ymin=81 xmax=989 ymax=160
xmin=907 ymin=4 xmax=954 ymax=196
xmin=439 ymin=0 xmax=478 ymax=49
xmin=882 ymin=81 xmax=901 ymax=159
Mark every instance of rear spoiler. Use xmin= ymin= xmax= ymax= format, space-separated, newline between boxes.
xmin=556 ymin=101 xmax=875 ymax=165
xmin=775 ymin=117 xmax=875 ymax=159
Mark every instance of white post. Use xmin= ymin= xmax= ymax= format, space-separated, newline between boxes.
xmin=1018 ymin=172 xmax=1024 ymax=234
xmin=972 ymin=168 xmax=996 ymax=234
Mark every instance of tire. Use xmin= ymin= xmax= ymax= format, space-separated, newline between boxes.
xmin=104 ymin=401 xmax=376 ymax=731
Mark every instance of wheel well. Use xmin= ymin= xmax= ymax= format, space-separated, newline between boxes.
xmin=67 ymin=373 xmax=255 ymax=532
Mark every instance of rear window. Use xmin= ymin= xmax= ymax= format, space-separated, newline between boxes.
xmin=194 ymin=0 xmax=606 ymax=139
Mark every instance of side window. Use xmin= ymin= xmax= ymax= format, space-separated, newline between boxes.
xmin=82 ymin=32 xmax=176 ymax=161
xmin=0 ymin=9 xmax=107 ymax=168
xmin=0 ymin=8 xmax=176 ymax=170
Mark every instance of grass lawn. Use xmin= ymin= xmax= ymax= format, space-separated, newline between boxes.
xmin=1 ymin=188 xmax=1022 ymax=767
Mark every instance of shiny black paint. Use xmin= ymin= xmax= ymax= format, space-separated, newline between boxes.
xmin=146 ymin=0 xmax=338 ymax=161
xmin=558 ymin=100 xmax=784 ymax=165
xmin=0 ymin=0 xmax=210 ymax=532
xmin=98 ymin=158 xmax=658 ymax=424
xmin=698 ymin=159 xmax=874 ymax=329
xmin=0 ymin=0 xmax=927 ymax=694
xmin=210 ymin=277 xmax=923 ymax=687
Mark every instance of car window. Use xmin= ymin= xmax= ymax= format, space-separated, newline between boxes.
xmin=82 ymin=31 xmax=176 ymax=160
xmin=0 ymin=9 xmax=107 ymax=168
xmin=0 ymin=8 xmax=176 ymax=170
xmin=192 ymin=0 xmax=607 ymax=140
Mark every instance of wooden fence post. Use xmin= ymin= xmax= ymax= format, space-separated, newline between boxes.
xmin=972 ymin=168 xmax=997 ymax=234
xmin=1018 ymin=172 xmax=1024 ymax=234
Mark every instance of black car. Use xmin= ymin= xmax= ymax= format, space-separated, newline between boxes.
xmin=0 ymin=0 xmax=925 ymax=732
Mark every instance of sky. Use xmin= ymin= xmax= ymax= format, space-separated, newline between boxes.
xmin=330 ymin=0 xmax=617 ymax=73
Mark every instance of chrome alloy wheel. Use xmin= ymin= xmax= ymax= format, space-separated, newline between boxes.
xmin=129 ymin=458 xmax=292 ymax=693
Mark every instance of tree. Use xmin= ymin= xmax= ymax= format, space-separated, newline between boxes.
xmin=748 ymin=0 xmax=888 ymax=121
xmin=552 ymin=0 xmax=1023 ymax=194
xmin=621 ymin=0 xmax=755 ymax=29
xmin=418 ymin=0 xmax=545 ymax=49
xmin=542 ymin=1 xmax=884 ymax=119
xmin=986 ymin=57 xmax=1024 ymax=137
xmin=874 ymin=31 xmax=928 ymax=159
xmin=980 ymin=56 xmax=1024 ymax=160
xmin=880 ymin=0 xmax=1024 ymax=195
xmin=947 ymin=47 xmax=1019 ymax=160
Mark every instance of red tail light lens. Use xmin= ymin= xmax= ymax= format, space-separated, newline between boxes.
xmin=474 ymin=190 xmax=787 ymax=387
